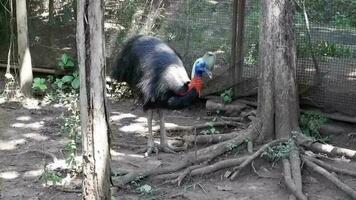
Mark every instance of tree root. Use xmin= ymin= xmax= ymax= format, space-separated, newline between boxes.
xmin=202 ymin=116 xmax=244 ymax=122
xmin=229 ymin=138 xmax=288 ymax=180
xmin=282 ymin=159 xmax=308 ymax=200
xmin=113 ymin=124 xmax=258 ymax=186
xmin=173 ymin=163 xmax=207 ymax=186
xmin=303 ymin=154 xmax=356 ymax=177
xmin=163 ymin=121 xmax=245 ymax=134
xmin=302 ymin=156 xmax=356 ymax=199
xmin=154 ymin=156 xmax=248 ymax=181
xmin=294 ymin=131 xmax=356 ymax=160
xmin=288 ymin=144 xmax=304 ymax=200
xmin=183 ymin=132 xmax=241 ymax=145
xmin=206 ymin=99 xmax=248 ymax=113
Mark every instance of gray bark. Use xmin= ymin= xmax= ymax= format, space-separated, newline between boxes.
xmin=257 ymin=0 xmax=299 ymax=141
xmin=16 ymin=0 xmax=33 ymax=97
xmin=77 ymin=0 xmax=111 ymax=199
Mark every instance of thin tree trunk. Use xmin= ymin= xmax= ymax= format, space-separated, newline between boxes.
xmin=77 ymin=0 xmax=111 ymax=199
xmin=16 ymin=0 xmax=33 ymax=97
xmin=48 ymin=0 xmax=54 ymax=24
xmin=258 ymin=1 xmax=303 ymax=199
xmin=258 ymin=0 xmax=299 ymax=141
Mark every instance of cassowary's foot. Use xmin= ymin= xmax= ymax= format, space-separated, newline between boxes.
xmin=144 ymin=142 xmax=186 ymax=157
xmin=144 ymin=140 xmax=159 ymax=157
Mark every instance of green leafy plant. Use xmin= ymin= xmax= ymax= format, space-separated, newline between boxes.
xmin=53 ymin=71 xmax=80 ymax=91
xmin=200 ymin=122 xmax=220 ymax=135
xmin=300 ymin=111 xmax=328 ymax=142
xmin=32 ymin=78 xmax=48 ymax=92
xmin=220 ymin=88 xmax=233 ymax=104
xmin=59 ymin=91 xmax=81 ymax=167
xmin=58 ymin=53 xmax=75 ymax=70
xmin=40 ymin=168 xmax=62 ymax=186
xmin=137 ymin=184 xmax=155 ymax=195
xmin=262 ymin=140 xmax=293 ymax=162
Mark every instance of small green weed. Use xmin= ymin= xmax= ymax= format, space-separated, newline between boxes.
xmin=262 ymin=140 xmax=293 ymax=162
xmin=300 ymin=111 xmax=328 ymax=142
xmin=200 ymin=122 xmax=220 ymax=135
xmin=220 ymin=88 xmax=233 ymax=104
xmin=58 ymin=53 xmax=75 ymax=70
xmin=226 ymin=143 xmax=239 ymax=151
xmin=40 ymin=168 xmax=62 ymax=186
xmin=32 ymin=78 xmax=48 ymax=92
xmin=53 ymin=71 xmax=80 ymax=91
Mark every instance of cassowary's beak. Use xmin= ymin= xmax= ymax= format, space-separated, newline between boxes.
xmin=204 ymin=68 xmax=213 ymax=79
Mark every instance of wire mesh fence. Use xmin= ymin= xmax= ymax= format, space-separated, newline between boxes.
xmin=161 ymin=0 xmax=356 ymax=116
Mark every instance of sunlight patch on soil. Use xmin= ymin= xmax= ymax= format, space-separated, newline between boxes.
xmin=0 ymin=171 xmax=20 ymax=180
xmin=111 ymin=149 xmax=145 ymax=159
xmin=23 ymin=133 xmax=48 ymax=141
xmin=348 ymin=70 xmax=356 ymax=80
xmin=110 ymin=113 xmax=136 ymax=121
xmin=16 ymin=116 xmax=32 ymax=121
xmin=23 ymin=169 xmax=43 ymax=178
xmin=0 ymin=139 xmax=26 ymax=150
xmin=11 ymin=121 xmax=44 ymax=130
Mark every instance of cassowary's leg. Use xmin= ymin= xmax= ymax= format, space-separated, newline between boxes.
xmin=158 ymin=109 xmax=176 ymax=153
xmin=145 ymin=109 xmax=157 ymax=156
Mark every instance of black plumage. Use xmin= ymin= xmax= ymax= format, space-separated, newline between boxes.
xmin=111 ymin=35 xmax=208 ymax=155
xmin=111 ymin=35 xmax=197 ymax=110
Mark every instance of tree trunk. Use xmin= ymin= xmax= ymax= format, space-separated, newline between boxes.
xmin=257 ymin=0 xmax=299 ymax=142
xmin=48 ymin=0 xmax=54 ymax=24
xmin=77 ymin=0 xmax=111 ymax=199
xmin=258 ymin=1 xmax=304 ymax=199
xmin=16 ymin=0 xmax=33 ymax=97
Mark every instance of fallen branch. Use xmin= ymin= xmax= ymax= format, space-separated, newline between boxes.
xmin=302 ymin=156 xmax=356 ymax=199
xmin=282 ymin=159 xmax=308 ymax=200
xmin=230 ymin=138 xmax=288 ymax=180
xmin=302 ymin=155 xmax=356 ymax=177
xmin=294 ymin=131 xmax=356 ymax=160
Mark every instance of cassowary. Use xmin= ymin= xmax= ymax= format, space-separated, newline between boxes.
xmin=111 ymin=35 xmax=215 ymax=155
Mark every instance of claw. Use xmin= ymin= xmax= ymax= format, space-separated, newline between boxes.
xmin=159 ymin=145 xmax=177 ymax=154
xmin=144 ymin=145 xmax=159 ymax=157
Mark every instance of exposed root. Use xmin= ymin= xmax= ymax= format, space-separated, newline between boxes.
xmin=229 ymin=138 xmax=288 ymax=180
xmin=183 ymin=132 xmax=240 ymax=145
xmin=294 ymin=131 xmax=356 ymax=160
xmin=202 ymin=116 xmax=244 ymax=122
xmin=114 ymin=124 xmax=258 ymax=186
xmin=173 ymin=163 xmax=207 ymax=186
xmin=302 ymin=156 xmax=356 ymax=199
xmin=289 ymin=144 xmax=303 ymax=199
xmin=282 ymin=159 xmax=308 ymax=200
xmin=251 ymin=161 xmax=280 ymax=179
xmin=206 ymin=99 xmax=248 ymax=113
xmin=306 ymin=143 xmax=356 ymax=160
xmin=155 ymin=156 xmax=249 ymax=181
xmin=163 ymin=121 xmax=244 ymax=135
xmin=303 ymin=154 xmax=356 ymax=177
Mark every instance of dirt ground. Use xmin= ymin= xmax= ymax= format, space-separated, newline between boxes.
xmin=0 ymin=92 xmax=356 ymax=200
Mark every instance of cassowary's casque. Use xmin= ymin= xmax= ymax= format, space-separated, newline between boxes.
xmin=112 ymin=35 xmax=215 ymax=155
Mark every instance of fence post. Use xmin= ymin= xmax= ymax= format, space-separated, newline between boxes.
xmin=231 ymin=0 xmax=246 ymax=97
